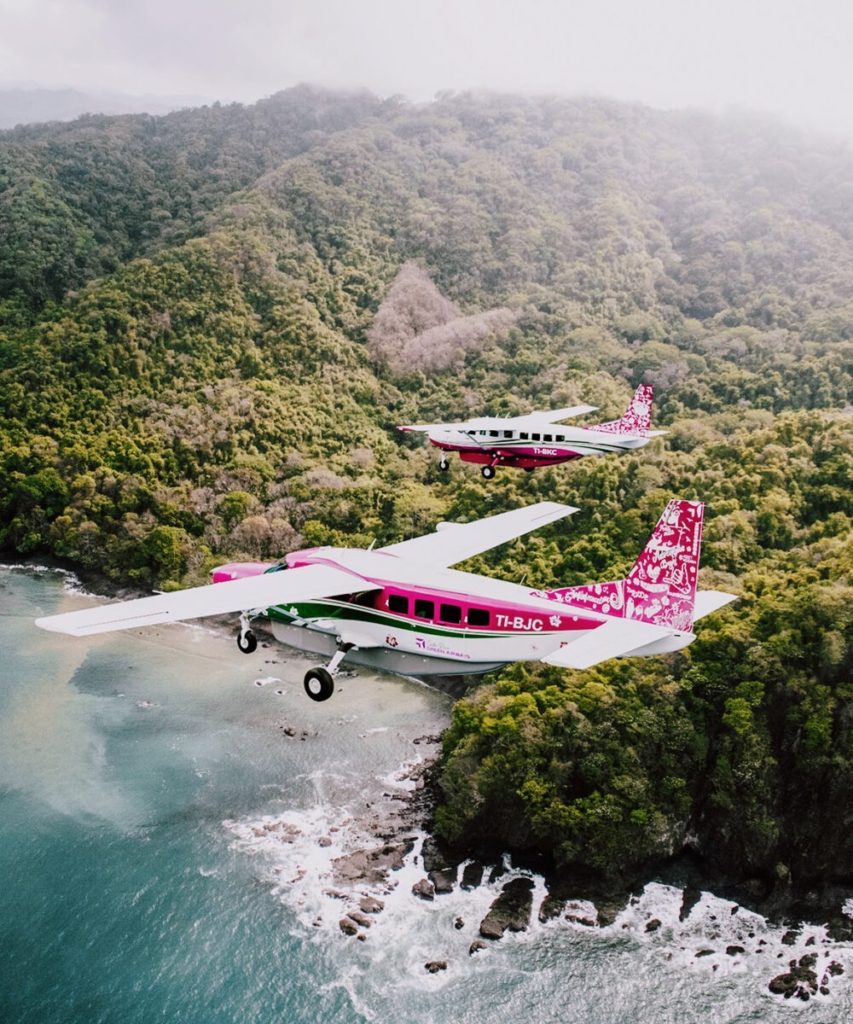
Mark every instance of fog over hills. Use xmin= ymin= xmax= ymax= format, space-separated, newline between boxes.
xmin=0 ymin=86 xmax=213 ymax=129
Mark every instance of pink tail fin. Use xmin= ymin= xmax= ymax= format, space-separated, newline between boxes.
xmin=594 ymin=384 xmax=654 ymax=435
xmin=547 ymin=500 xmax=704 ymax=631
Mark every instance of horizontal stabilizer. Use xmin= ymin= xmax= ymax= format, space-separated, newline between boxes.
xmin=542 ymin=618 xmax=675 ymax=670
xmin=35 ymin=563 xmax=371 ymax=637
xmin=692 ymin=590 xmax=738 ymax=621
xmin=380 ymin=501 xmax=578 ymax=567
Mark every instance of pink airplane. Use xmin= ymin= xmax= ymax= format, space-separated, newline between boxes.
xmin=398 ymin=384 xmax=664 ymax=478
xmin=37 ymin=499 xmax=735 ymax=703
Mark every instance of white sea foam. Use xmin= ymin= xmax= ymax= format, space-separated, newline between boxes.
xmin=253 ymin=676 xmax=282 ymax=687
xmin=1 ymin=561 xmax=89 ymax=594
xmin=226 ymin=769 xmax=853 ymax=1010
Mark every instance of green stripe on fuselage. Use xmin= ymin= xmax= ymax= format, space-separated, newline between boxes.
xmin=266 ymin=599 xmax=549 ymax=640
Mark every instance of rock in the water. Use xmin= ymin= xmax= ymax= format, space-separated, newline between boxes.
xmin=679 ymin=887 xmax=702 ymax=922
xmin=645 ymin=918 xmax=662 ymax=933
xmin=479 ymin=877 xmax=534 ymax=939
xmin=359 ymin=896 xmax=384 ymax=914
xmin=429 ymin=868 xmax=456 ymax=894
xmin=412 ymin=878 xmax=436 ymax=901
xmin=768 ymin=954 xmax=819 ymax=1000
xmin=781 ymin=929 xmax=799 ymax=945
xmin=469 ymin=940 xmax=487 ymax=956
xmin=421 ymin=837 xmax=454 ymax=874
xmin=454 ymin=916 xmax=465 ymax=930
xmin=425 ymin=960 xmax=448 ymax=974
xmin=347 ymin=911 xmax=372 ymax=929
xmin=726 ymin=945 xmax=746 ymax=956
xmin=421 ymin=837 xmax=457 ymax=893
xmin=339 ymin=918 xmax=358 ymax=936
xmin=461 ymin=861 xmax=485 ymax=890
xmin=488 ymin=863 xmax=508 ymax=884
xmin=695 ymin=949 xmax=715 ymax=958
xmin=538 ymin=894 xmax=565 ymax=923
xmin=333 ymin=838 xmax=416 ymax=887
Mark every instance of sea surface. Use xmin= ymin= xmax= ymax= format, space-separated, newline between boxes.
xmin=1 ymin=566 xmax=851 ymax=1024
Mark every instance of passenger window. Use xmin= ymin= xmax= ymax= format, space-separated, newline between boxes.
xmin=440 ymin=603 xmax=462 ymax=624
xmin=520 ymin=432 xmax=529 ymax=440
xmin=414 ymin=598 xmax=434 ymax=619
xmin=543 ymin=434 xmax=552 ymax=442
xmin=467 ymin=607 xmax=490 ymax=626
xmin=556 ymin=435 xmax=564 ymax=442
xmin=489 ymin=430 xmax=499 ymax=438
xmin=388 ymin=594 xmax=408 ymax=614
xmin=531 ymin=433 xmax=540 ymax=441
xmin=503 ymin=430 xmax=513 ymax=439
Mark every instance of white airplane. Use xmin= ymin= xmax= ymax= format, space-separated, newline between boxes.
xmin=36 ymin=499 xmax=735 ymax=703
xmin=398 ymin=384 xmax=665 ymax=478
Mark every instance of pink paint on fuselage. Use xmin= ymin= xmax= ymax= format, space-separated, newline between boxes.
xmin=210 ymin=561 xmax=275 ymax=583
xmin=430 ymin=436 xmax=586 ymax=470
xmin=211 ymin=553 xmax=602 ymax=635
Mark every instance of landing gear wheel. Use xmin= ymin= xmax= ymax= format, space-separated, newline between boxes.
xmin=481 ymin=465 xmax=496 ymax=480
xmin=237 ymin=630 xmax=257 ymax=654
xmin=439 ymin=458 xmax=449 ymax=472
xmin=304 ymin=667 xmax=335 ymax=702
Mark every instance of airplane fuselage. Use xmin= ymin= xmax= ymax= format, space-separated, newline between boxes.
xmin=428 ymin=424 xmax=649 ymax=472
xmin=212 ymin=550 xmax=606 ymax=676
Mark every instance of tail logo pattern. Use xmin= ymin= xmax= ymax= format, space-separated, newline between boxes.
xmin=595 ymin=383 xmax=654 ymax=435
xmin=540 ymin=500 xmax=704 ymax=632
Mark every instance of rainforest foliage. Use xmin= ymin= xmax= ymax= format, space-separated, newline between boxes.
xmin=1 ymin=88 xmax=850 ymax=884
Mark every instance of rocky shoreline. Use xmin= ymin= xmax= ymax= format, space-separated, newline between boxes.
xmin=225 ymin=731 xmax=852 ymax=1002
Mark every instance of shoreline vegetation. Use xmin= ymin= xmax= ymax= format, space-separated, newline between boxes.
xmin=1 ymin=87 xmax=850 ymax=943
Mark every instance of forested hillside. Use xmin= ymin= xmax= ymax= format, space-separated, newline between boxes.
xmin=0 ymin=87 xmax=850 ymax=893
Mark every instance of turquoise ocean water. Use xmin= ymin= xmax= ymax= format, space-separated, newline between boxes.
xmin=1 ymin=567 xmax=851 ymax=1023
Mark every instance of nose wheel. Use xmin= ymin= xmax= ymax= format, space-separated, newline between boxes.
xmin=439 ymin=457 xmax=449 ymax=472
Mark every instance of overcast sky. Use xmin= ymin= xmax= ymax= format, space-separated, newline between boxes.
xmin=2 ymin=0 xmax=852 ymax=137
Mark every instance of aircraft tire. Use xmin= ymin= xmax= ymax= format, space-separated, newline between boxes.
xmin=237 ymin=630 xmax=258 ymax=654
xmin=481 ymin=465 xmax=495 ymax=480
xmin=439 ymin=458 xmax=449 ymax=471
xmin=304 ymin=667 xmax=335 ymax=702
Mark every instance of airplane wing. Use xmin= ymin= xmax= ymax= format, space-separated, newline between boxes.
xmin=378 ymin=501 xmax=578 ymax=567
xmin=541 ymin=618 xmax=674 ymax=670
xmin=527 ymin=404 xmax=598 ymax=422
xmin=397 ymin=422 xmax=471 ymax=432
xmin=35 ymin=563 xmax=374 ymax=637
xmin=398 ymin=406 xmax=597 ymax=433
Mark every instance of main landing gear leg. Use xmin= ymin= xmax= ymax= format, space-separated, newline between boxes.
xmin=304 ymin=642 xmax=354 ymax=702
xmin=237 ymin=611 xmax=258 ymax=654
